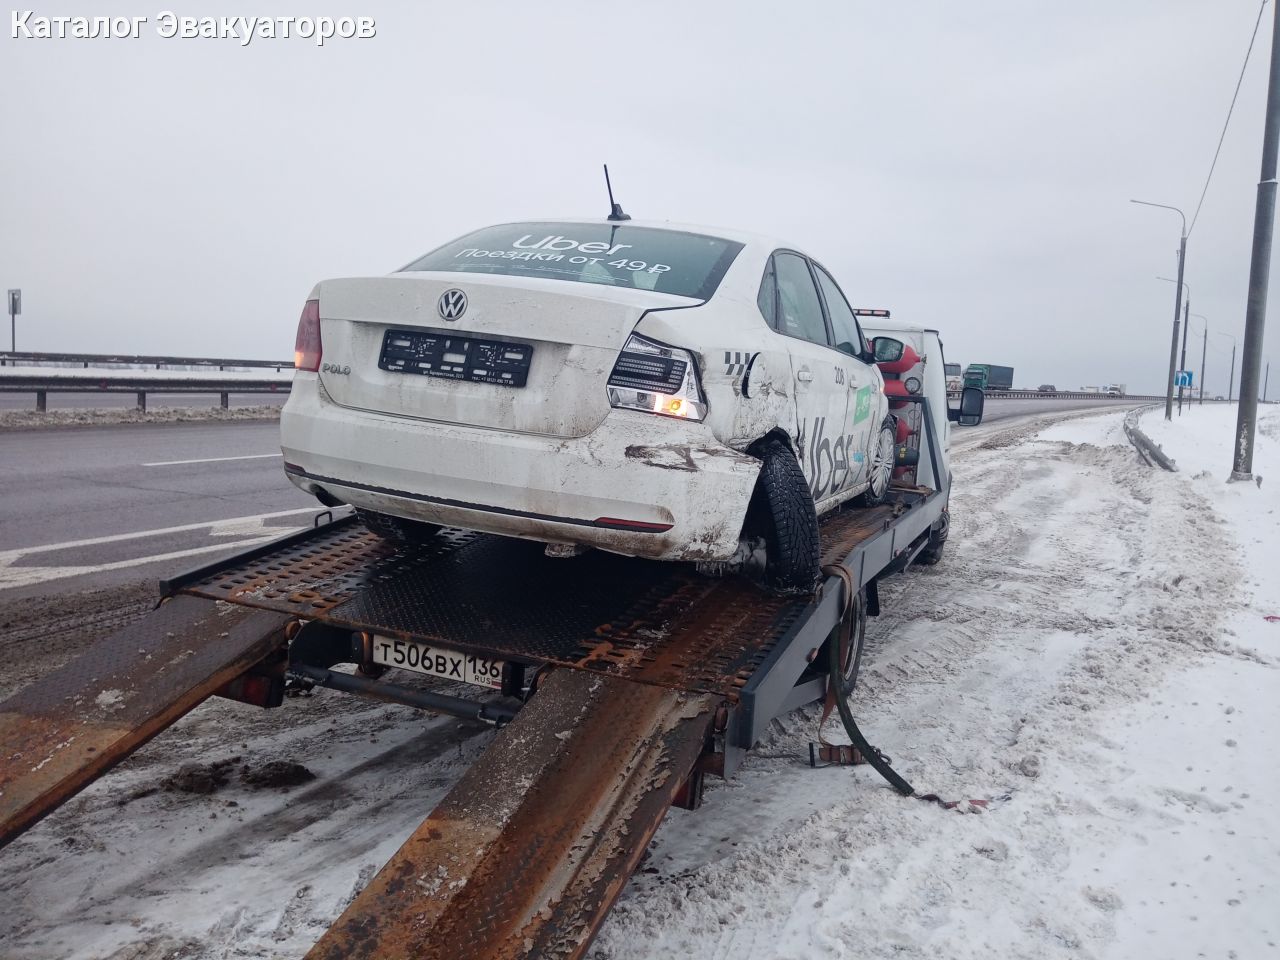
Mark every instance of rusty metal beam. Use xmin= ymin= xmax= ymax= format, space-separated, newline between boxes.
xmin=0 ymin=595 xmax=290 ymax=848
xmin=308 ymin=669 xmax=718 ymax=960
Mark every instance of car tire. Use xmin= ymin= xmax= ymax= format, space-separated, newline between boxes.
xmin=748 ymin=438 xmax=820 ymax=593
xmin=356 ymin=508 xmax=442 ymax=545
xmin=915 ymin=507 xmax=949 ymax=566
xmin=857 ymin=416 xmax=897 ymax=506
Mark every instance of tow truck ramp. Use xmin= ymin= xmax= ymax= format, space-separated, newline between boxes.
xmin=0 ymin=401 xmax=949 ymax=957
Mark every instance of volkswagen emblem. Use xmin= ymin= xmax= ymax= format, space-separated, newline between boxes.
xmin=438 ymin=289 xmax=468 ymax=321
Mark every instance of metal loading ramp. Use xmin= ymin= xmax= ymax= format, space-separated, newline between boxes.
xmin=0 ymin=595 xmax=291 ymax=847
xmin=0 ymin=478 xmax=941 ymax=957
xmin=308 ymin=670 xmax=717 ymax=960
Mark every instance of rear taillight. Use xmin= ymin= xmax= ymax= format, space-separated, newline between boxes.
xmin=294 ymin=299 xmax=322 ymax=372
xmin=606 ymin=334 xmax=707 ymax=421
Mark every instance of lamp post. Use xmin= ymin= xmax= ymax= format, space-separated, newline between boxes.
xmin=1190 ymin=313 xmax=1209 ymax=404
xmin=1209 ymin=329 xmax=1237 ymax=402
xmin=1157 ymin=275 xmax=1191 ymax=413
xmin=1134 ymin=200 xmax=1188 ymax=421
xmin=1231 ymin=0 xmax=1280 ymax=479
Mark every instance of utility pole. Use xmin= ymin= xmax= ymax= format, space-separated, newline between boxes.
xmin=1232 ymin=0 xmax=1280 ymax=480
xmin=1265 ymin=360 xmax=1271 ymax=402
xmin=1133 ymin=202 xmax=1187 ymax=421
xmin=1230 ymin=342 xmax=1237 ymax=402
xmin=1179 ymin=298 xmax=1190 ymax=414
xmin=1200 ymin=324 xmax=1207 ymax=404
xmin=1191 ymin=313 xmax=1210 ymax=404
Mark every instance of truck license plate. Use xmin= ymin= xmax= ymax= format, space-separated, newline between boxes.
xmin=370 ymin=636 xmax=503 ymax=690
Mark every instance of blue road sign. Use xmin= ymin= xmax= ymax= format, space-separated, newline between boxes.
xmin=1175 ymin=370 xmax=1194 ymax=388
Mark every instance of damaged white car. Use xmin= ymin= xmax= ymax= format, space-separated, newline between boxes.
xmin=280 ymin=218 xmax=894 ymax=590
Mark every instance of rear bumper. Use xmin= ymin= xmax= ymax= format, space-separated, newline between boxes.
xmin=280 ymin=379 xmax=761 ymax=561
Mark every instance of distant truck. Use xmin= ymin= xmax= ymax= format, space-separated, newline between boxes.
xmin=945 ymin=363 xmax=962 ymax=393
xmin=963 ymin=363 xmax=1014 ymax=392
xmin=1103 ymin=383 xmax=1126 ymax=397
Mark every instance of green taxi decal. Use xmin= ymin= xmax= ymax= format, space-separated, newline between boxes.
xmin=853 ymin=385 xmax=873 ymax=424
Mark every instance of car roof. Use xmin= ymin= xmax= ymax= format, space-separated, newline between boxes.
xmin=861 ymin=317 xmax=940 ymax=336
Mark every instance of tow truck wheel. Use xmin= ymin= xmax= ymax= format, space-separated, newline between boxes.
xmin=747 ymin=438 xmax=821 ymax=593
xmin=356 ymin=508 xmax=442 ymax=545
xmin=915 ymin=506 xmax=949 ymax=565
xmin=823 ymin=586 xmax=867 ymax=696
xmin=857 ymin=416 xmax=897 ymax=506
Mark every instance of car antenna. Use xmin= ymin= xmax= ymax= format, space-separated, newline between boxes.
xmin=603 ymin=164 xmax=631 ymax=221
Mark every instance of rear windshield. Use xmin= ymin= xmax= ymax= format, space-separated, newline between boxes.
xmin=400 ymin=222 xmax=744 ymax=300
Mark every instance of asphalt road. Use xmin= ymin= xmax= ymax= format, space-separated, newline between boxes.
xmin=976 ymin=395 xmax=1148 ymax=421
xmin=0 ymin=396 xmax=1149 ymax=600
xmin=0 ymin=419 xmax=317 ymax=599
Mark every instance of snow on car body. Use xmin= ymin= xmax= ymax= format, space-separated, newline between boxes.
xmin=280 ymin=219 xmax=892 ymax=586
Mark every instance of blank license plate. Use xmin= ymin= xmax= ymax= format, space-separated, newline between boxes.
xmin=371 ymin=636 xmax=503 ymax=690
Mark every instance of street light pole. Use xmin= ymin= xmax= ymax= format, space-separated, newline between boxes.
xmin=1191 ymin=312 xmax=1209 ymax=404
xmin=1133 ymin=200 xmax=1188 ymax=421
xmin=1179 ymin=297 xmax=1190 ymax=414
xmin=1158 ymin=274 xmax=1191 ymax=414
xmin=1232 ymin=0 xmax=1280 ymax=479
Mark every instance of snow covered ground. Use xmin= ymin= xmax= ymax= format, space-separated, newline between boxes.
xmin=0 ymin=405 xmax=1276 ymax=959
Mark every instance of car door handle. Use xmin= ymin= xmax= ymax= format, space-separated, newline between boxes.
xmin=796 ymin=369 xmax=814 ymax=382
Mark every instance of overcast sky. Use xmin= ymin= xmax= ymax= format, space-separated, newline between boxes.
xmin=2 ymin=1 xmax=1278 ymax=394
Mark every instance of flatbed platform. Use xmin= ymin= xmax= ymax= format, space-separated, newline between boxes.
xmin=163 ymin=490 xmax=935 ymax=703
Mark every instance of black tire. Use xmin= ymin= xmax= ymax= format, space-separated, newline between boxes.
xmin=825 ymin=587 xmax=867 ymax=697
xmin=915 ymin=507 xmax=949 ymax=566
xmin=356 ymin=508 xmax=442 ymax=545
xmin=857 ymin=415 xmax=897 ymax=506
xmin=747 ymin=439 xmax=820 ymax=593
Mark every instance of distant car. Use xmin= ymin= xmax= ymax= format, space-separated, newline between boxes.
xmin=280 ymin=218 xmax=899 ymax=591
xmin=1038 ymin=384 xmax=1056 ymax=393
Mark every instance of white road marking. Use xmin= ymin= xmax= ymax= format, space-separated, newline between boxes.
xmin=0 ymin=507 xmax=322 ymax=561
xmin=141 ymin=453 xmax=281 ymax=467
xmin=0 ymin=534 xmax=287 ymax=590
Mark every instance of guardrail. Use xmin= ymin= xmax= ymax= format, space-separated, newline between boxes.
xmin=0 ymin=370 xmax=292 ymax=412
xmin=1122 ymin=406 xmax=1177 ymax=471
xmin=0 ymin=350 xmax=294 ymax=372
xmin=977 ymin=390 xmax=1167 ymax=400
xmin=0 ymin=351 xmax=295 ymax=412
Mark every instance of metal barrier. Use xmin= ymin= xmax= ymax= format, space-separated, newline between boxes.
xmin=0 ymin=371 xmax=291 ymax=411
xmin=1122 ymin=406 xmax=1177 ymax=471
xmin=0 ymin=350 xmax=293 ymax=371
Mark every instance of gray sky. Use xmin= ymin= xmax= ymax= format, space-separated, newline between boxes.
xmin=3 ymin=1 xmax=1277 ymax=395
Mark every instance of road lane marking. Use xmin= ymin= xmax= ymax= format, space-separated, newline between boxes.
xmin=0 ymin=534 xmax=287 ymax=590
xmin=142 ymin=453 xmax=282 ymax=467
xmin=0 ymin=507 xmax=323 ymax=561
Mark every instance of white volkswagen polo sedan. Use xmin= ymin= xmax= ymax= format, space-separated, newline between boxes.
xmin=280 ymin=219 xmax=893 ymax=590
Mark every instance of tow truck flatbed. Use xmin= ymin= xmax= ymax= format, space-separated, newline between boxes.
xmin=0 ymin=396 xmax=951 ymax=958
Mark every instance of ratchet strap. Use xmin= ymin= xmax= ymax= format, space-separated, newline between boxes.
xmin=810 ymin=562 xmax=1012 ymax=813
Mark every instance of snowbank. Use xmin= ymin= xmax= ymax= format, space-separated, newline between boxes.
xmin=0 ymin=405 xmax=284 ymax=430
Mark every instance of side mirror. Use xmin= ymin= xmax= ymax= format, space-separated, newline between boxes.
xmin=948 ymin=385 xmax=985 ymax=426
xmin=871 ymin=337 xmax=905 ymax=363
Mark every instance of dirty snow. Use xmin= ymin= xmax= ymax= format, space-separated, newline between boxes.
xmin=0 ymin=405 xmax=283 ymax=431
xmin=0 ymin=406 xmax=1276 ymax=959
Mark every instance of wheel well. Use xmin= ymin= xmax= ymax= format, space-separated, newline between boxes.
xmin=746 ymin=427 xmax=795 ymax=460
xmin=741 ymin=428 xmax=797 ymax=539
